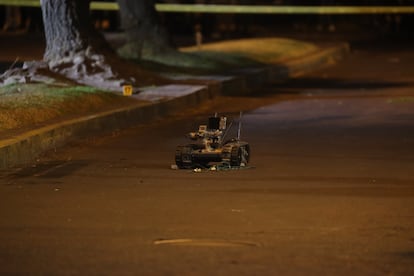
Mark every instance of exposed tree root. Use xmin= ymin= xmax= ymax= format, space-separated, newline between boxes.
xmin=0 ymin=47 xmax=168 ymax=91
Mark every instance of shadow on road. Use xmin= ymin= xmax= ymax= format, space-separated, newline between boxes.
xmin=271 ymin=77 xmax=413 ymax=91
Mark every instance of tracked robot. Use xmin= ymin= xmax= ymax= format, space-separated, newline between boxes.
xmin=175 ymin=113 xmax=250 ymax=169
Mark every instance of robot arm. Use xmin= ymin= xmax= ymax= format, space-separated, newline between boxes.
xmin=188 ymin=125 xmax=207 ymax=140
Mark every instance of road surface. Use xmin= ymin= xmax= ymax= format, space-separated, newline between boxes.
xmin=1 ymin=41 xmax=414 ymax=275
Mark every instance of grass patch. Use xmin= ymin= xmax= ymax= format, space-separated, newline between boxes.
xmin=181 ymin=38 xmax=318 ymax=64
xmin=0 ymin=83 xmax=136 ymax=131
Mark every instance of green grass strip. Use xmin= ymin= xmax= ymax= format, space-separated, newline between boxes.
xmin=0 ymin=0 xmax=414 ymax=14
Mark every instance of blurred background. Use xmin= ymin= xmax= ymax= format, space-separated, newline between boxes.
xmin=1 ymin=0 xmax=413 ymax=47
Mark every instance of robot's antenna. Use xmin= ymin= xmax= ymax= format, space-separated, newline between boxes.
xmin=237 ymin=111 xmax=243 ymax=140
xmin=220 ymin=120 xmax=232 ymax=145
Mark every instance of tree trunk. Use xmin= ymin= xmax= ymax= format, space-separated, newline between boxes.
xmin=43 ymin=0 xmax=84 ymax=61
xmin=117 ymin=0 xmax=218 ymax=70
xmin=117 ymin=0 xmax=171 ymax=59
xmin=42 ymin=0 xmax=113 ymax=61
xmin=40 ymin=0 xmax=133 ymax=90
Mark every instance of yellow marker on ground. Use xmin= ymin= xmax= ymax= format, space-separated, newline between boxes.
xmin=122 ymin=85 xmax=133 ymax=96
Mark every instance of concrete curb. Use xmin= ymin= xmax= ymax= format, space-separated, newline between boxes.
xmin=0 ymin=43 xmax=350 ymax=169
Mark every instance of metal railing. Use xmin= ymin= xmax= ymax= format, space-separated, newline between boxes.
xmin=0 ymin=0 xmax=414 ymax=14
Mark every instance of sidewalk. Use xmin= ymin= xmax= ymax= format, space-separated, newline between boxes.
xmin=0 ymin=36 xmax=349 ymax=169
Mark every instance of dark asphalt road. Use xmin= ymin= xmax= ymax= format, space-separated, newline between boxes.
xmin=1 ymin=42 xmax=414 ymax=275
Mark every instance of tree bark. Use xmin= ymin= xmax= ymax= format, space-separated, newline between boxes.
xmin=42 ymin=0 xmax=113 ymax=61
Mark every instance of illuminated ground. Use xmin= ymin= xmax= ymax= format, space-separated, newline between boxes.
xmin=1 ymin=40 xmax=413 ymax=275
